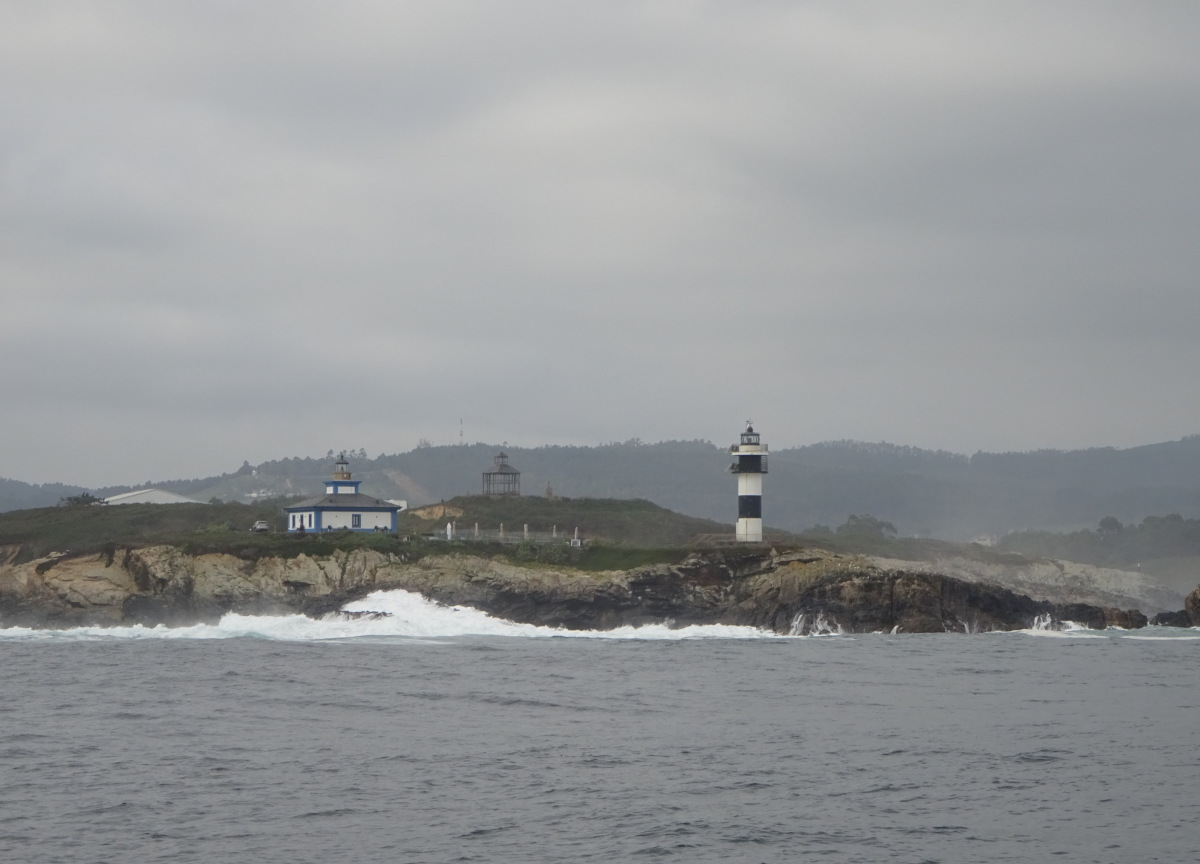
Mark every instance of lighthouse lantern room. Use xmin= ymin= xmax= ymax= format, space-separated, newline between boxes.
xmin=729 ymin=421 xmax=768 ymax=542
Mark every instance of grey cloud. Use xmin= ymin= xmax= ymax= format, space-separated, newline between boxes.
xmin=2 ymin=1 xmax=1199 ymax=486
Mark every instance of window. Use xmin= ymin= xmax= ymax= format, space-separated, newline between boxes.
xmin=352 ymin=514 xmax=362 ymax=528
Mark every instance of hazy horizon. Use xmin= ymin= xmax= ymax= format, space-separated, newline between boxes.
xmin=5 ymin=2 xmax=1199 ymax=487
xmin=7 ymin=431 xmax=1200 ymax=491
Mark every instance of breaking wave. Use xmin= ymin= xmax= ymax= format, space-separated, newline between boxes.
xmin=1018 ymin=614 xmax=1107 ymax=638
xmin=0 ymin=589 xmax=778 ymax=642
xmin=787 ymin=612 xmax=843 ymax=636
xmin=4 ymin=591 xmax=1189 ymax=642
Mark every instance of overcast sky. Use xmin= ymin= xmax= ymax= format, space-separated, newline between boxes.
xmin=3 ymin=1 xmax=1199 ymax=487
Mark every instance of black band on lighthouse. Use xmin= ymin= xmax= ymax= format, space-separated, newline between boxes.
xmin=737 ymin=454 xmax=763 ymax=473
xmin=738 ymin=496 xmax=762 ymax=518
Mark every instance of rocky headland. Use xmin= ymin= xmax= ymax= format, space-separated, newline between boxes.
xmin=864 ymin=553 xmax=1183 ymax=615
xmin=0 ymin=543 xmax=1180 ymax=634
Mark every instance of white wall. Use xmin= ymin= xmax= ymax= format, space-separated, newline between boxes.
xmin=322 ymin=510 xmax=393 ymax=531
xmin=289 ymin=511 xmax=315 ymax=530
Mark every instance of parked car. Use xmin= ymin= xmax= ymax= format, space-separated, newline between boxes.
xmin=250 ymin=520 xmax=270 ymax=533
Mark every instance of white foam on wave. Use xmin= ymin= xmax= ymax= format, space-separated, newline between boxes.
xmin=1123 ymin=633 xmax=1200 ymax=641
xmin=1016 ymin=618 xmax=1200 ymax=640
xmin=0 ymin=589 xmax=778 ymax=642
xmin=1016 ymin=614 xmax=1106 ymax=638
xmin=1018 ymin=628 xmax=1107 ymax=639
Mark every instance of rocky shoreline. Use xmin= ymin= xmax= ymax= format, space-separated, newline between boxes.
xmin=864 ymin=553 xmax=1183 ymax=615
xmin=3 ymin=543 xmax=1194 ymax=633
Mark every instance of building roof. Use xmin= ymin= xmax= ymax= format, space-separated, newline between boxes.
xmin=286 ymin=492 xmax=401 ymax=511
xmin=484 ymin=451 xmax=520 ymax=474
xmin=103 ymin=488 xmax=205 ymax=505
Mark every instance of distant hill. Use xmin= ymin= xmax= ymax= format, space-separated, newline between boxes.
xmin=0 ymin=478 xmax=96 ymax=512
xmin=4 ymin=435 xmax=1200 ymax=540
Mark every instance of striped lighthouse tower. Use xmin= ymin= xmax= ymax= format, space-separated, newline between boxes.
xmin=730 ymin=421 xmax=768 ymax=542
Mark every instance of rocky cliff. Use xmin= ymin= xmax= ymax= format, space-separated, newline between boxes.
xmin=0 ymin=544 xmax=1159 ymax=633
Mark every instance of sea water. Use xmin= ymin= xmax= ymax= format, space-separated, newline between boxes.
xmin=2 ymin=590 xmax=1198 ymax=864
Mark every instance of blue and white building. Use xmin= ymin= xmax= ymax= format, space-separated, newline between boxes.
xmin=286 ymin=454 xmax=400 ymax=533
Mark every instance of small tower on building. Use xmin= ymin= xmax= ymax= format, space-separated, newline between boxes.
xmin=330 ymin=453 xmax=355 ymax=490
xmin=482 ymin=451 xmax=521 ymax=496
xmin=730 ymin=421 xmax=768 ymax=542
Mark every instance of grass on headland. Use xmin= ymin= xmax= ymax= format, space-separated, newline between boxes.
xmin=0 ymin=500 xmax=301 ymax=564
xmin=0 ymin=494 xmax=811 ymax=573
xmin=401 ymin=494 xmax=741 ymax=548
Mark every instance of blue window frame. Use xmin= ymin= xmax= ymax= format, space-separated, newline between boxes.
xmin=352 ymin=514 xmax=362 ymax=528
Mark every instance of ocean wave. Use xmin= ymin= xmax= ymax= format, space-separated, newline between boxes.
xmin=0 ymin=589 xmax=778 ymax=642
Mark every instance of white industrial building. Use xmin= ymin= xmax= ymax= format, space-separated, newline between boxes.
xmin=103 ymin=488 xmax=205 ymax=505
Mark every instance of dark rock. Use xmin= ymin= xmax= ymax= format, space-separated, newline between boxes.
xmin=324 ymin=610 xmax=392 ymax=621
xmin=1150 ymin=609 xmax=1193 ymax=627
xmin=1186 ymin=586 xmax=1200 ymax=626
xmin=423 ymin=558 xmax=1144 ymax=635
xmin=122 ymin=594 xmax=222 ymax=627
xmin=710 ymin=566 xmax=1145 ymax=634
xmin=1103 ymin=607 xmax=1149 ymax=629
xmin=299 ymin=588 xmax=374 ymax=619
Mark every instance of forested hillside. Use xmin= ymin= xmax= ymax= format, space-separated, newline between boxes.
xmin=4 ymin=436 xmax=1200 ymax=541
xmin=998 ymin=514 xmax=1200 ymax=595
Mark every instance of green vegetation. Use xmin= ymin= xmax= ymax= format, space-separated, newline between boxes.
xmin=0 ymin=500 xmax=296 ymax=564
xmin=177 ymin=530 xmax=415 ymax=562
xmin=400 ymin=495 xmax=739 ymax=548
xmin=795 ymin=516 xmax=1025 ymax=564
xmin=999 ymin=514 xmax=1200 ymax=567
xmin=0 ymin=492 xmax=1039 ymax=574
xmin=570 ymin=546 xmax=692 ymax=572
xmin=21 ymin=493 xmax=1158 ymax=580
xmin=998 ymin=515 xmax=1200 ymax=595
xmin=57 ymin=493 xmax=105 ymax=507
xmin=0 ymin=493 xmax=804 ymax=571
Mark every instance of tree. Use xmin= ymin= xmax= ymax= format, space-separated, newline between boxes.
xmin=57 ymin=493 xmax=104 ymax=507
xmin=1098 ymin=516 xmax=1123 ymax=534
